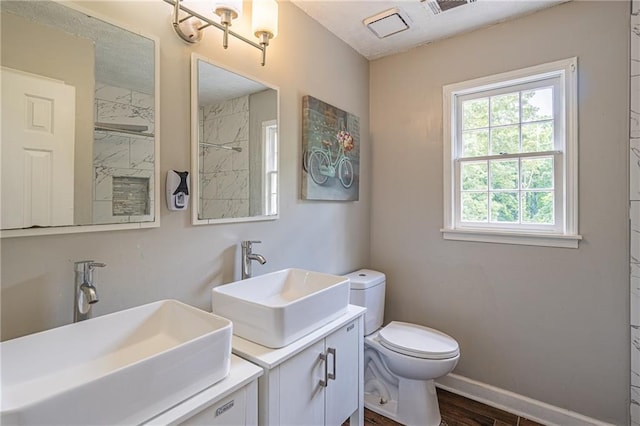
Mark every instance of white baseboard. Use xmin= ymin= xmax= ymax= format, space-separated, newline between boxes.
xmin=436 ymin=373 xmax=615 ymax=426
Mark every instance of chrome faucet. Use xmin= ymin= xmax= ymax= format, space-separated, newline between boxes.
xmin=74 ymin=260 xmax=106 ymax=322
xmin=241 ymin=240 xmax=266 ymax=279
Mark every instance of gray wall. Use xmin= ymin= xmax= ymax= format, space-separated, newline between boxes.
xmin=369 ymin=1 xmax=629 ymax=424
xmin=1 ymin=1 xmax=370 ymax=339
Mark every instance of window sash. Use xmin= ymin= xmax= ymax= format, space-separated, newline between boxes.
xmin=454 ymin=151 xmax=563 ymax=232
xmin=455 ymin=76 xmax=563 ymax=159
xmin=453 ymin=77 xmax=564 ymax=233
xmin=263 ymin=121 xmax=278 ymax=216
xmin=442 ymin=57 xmax=579 ymax=246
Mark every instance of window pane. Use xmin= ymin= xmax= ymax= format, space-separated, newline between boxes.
xmin=490 ymin=125 xmax=519 ymax=155
xmin=490 ymin=93 xmax=519 ymax=126
xmin=522 ymin=121 xmax=553 ymax=153
xmin=490 ymin=192 xmax=519 ymax=223
xmin=462 ymin=98 xmax=489 ymax=130
xmin=490 ymin=160 xmax=518 ymax=190
xmin=521 ymin=157 xmax=553 ymax=189
xmin=462 ymin=129 xmax=489 ymax=157
xmin=462 ymin=192 xmax=488 ymax=222
xmin=522 ymin=88 xmax=553 ymax=122
xmin=522 ymin=191 xmax=554 ymax=224
xmin=461 ymin=161 xmax=487 ymax=191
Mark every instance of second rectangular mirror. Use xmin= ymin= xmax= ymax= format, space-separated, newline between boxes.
xmin=191 ymin=54 xmax=278 ymax=224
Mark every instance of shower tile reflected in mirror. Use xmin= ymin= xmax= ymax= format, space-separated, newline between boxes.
xmin=631 ymin=2 xmax=639 ymax=423
xmin=112 ymin=176 xmax=150 ymax=216
xmin=92 ymin=83 xmax=154 ymax=224
xmin=192 ymin=54 xmax=279 ymax=224
xmin=93 ymin=132 xmax=130 ymax=169
xmin=199 ymin=96 xmax=250 ymax=219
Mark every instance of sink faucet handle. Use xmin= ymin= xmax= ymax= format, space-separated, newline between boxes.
xmin=74 ymin=261 xmax=106 ymax=284
xmin=242 ymin=240 xmax=262 ymax=249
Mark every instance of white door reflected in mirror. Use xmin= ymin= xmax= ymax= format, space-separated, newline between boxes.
xmin=1 ymin=68 xmax=75 ymax=229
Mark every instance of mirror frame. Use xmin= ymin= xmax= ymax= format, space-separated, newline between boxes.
xmin=191 ymin=53 xmax=280 ymax=225
xmin=0 ymin=1 xmax=160 ymax=238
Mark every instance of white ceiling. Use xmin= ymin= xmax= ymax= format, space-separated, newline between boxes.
xmin=197 ymin=59 xmax=268 ymax=105
xmin=2 ymin=0 xmax=155 ymax=94
xmin=291 ymin=0 xmax=569 ymax=60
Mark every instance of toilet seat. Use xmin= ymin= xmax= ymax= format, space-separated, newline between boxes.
xmin=378 ymin=321 xmax=459 ymax=360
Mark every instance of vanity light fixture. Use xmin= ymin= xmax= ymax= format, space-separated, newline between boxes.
xmin=212 ymin=0 xmax=243 ymax=49
xmin=165 ymin=0 xmax=278 ymax=66
xmin=252 ymin=0 xmax=278 ymax=66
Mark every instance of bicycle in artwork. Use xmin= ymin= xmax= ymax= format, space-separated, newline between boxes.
xmin=304 ymin=130 xmax=355 ymax=189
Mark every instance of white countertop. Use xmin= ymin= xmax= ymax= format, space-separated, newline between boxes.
xmin=144 ymin=355 xmax=263 ymax=425
xmin=231 ymin=305 xmax=366 ymax=369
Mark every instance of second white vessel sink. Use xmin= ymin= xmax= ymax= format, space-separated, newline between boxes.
xmin=211 ymin=268 xmax=350 ymax=348
xmin=1 ymin=300 xmax=232 ymax=425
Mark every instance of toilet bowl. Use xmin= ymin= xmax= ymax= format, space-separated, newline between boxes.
xmin=346 ymin=269 xmax=460 ymax=426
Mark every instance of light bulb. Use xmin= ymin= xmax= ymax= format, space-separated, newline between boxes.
xmin=212 ymin=0 xmax=243 ymax=21
xmin=252 ymin=0 xmax=278 ymax=40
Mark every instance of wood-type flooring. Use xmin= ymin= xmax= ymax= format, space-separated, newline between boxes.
xmin=344 ymin=388 xmax=545 ymax=426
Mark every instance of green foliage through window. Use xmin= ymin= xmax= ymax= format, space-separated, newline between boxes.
xmin=459 ymin=87 xmax=556 ymax=226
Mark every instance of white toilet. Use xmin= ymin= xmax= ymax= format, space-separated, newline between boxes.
xmin=346 ymin=269 xmax=460 ymax=426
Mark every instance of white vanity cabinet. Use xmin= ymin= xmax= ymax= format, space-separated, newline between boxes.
xmin=145 ymin=356 xmax=263 ymax=426
xmin=279 ymin=321 xmax=359 ymax=425
xmin=232 ymin=305 xmax=366 ymax=426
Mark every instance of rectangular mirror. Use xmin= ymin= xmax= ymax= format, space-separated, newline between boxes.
xmin=0 ymin=1 xmax=159 ymax=237
xmin=192 ymin=54 xmax=278 ymax=224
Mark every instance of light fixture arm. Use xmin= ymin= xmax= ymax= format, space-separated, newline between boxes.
xmin=217 ymin=9 xmax=234 ymax=49
xmin=164 ymin=0 xmax=270 ymax=66
xmin=257 ymin=32 xmax=272 ymax=66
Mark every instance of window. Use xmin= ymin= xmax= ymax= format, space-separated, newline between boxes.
xmin=442 ymin=58 xmax=581 ymax=248
xmin=263 ymin=120 xmax=278 ymax=216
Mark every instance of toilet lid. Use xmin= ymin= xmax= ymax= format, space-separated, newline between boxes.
xmin=378 ymin=321 xmax=459 ymax=360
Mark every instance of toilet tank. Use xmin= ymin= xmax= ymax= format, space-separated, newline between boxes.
xmin=346 ymin=269 xmax=385 ymax=335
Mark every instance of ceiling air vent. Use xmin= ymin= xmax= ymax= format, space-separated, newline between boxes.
xmin=421 ymin=0 xmax=477 ymax=15
xmin=364 ymin=8 xmax=410 ymax=39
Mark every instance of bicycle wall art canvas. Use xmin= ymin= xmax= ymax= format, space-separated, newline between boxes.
xmin=302 ymin=95 xmax=360 ymax=201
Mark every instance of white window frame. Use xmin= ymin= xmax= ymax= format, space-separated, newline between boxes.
xmin=262 ymin=120 xmax=278 ymax=216
xmin=442 ymin=58 xmax=582 ymax=248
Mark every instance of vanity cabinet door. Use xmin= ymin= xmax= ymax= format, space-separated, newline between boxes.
xmin=178 ymin=380 xmax=257 ymax=426
xmin=245 ymin=312 xmax=364 ymax=426
xmin=279 ymin=340 xmax=325 ymax=426
xmin=325 ymin=320 xmax=359 ymax=425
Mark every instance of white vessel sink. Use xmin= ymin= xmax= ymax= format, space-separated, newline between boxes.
xmin=211 ymin=268 xmax=350 ymax=348
xmin=1 ymin=300 xmax=232 ymax=425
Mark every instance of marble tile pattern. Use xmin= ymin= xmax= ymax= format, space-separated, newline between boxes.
xmin=634 ymin=325 xmax=640 ymax=425
xmin=92 ymin=83 xmax=155 ymax=224
xmin=112 ymin=176 xmax=150 ymax=216
xmin=93 ymin=166 xmax=154 ymax=224
xmin=199 ymin=96 xmax=250 ymax=219
xmin=632 ymin=2 xmax=639 ymax=424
